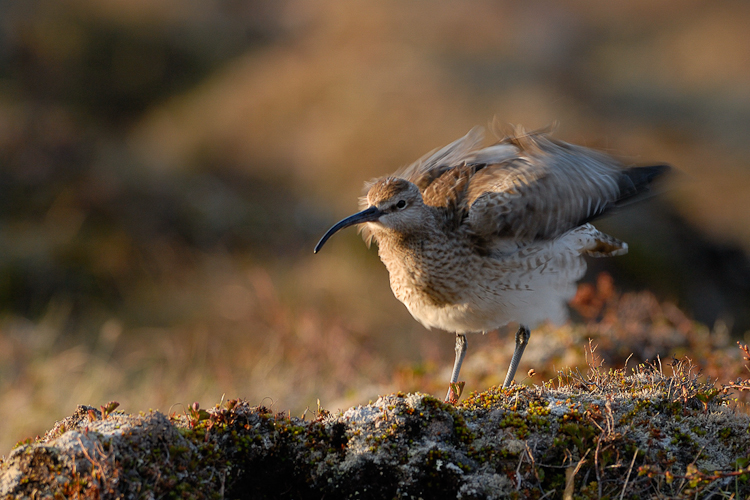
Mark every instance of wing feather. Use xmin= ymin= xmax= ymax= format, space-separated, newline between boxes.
xmin=383 ymin=126 xmax=667 ymax=244
xmin=465 ymin=129 xmax=630 ymax=241
xmin=395 ymin=127 xmax=486 ymax=190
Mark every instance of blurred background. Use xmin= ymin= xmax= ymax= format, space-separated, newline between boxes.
xmin=2 ymin=0 xmax=750 ymax=453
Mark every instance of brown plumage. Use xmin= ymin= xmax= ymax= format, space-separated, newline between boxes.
xmin=315 ymin=126 xmax=669 ymax=402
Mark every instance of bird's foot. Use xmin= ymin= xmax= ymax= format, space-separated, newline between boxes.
xmin=445 ymin=381 xmax=465 ymax=404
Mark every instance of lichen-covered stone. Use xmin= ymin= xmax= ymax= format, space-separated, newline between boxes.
xmin=2 ymin=361 xmax=750 ymax=499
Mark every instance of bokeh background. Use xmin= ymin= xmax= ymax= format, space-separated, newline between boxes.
xmin=2 ymin=0 xmax=750 ymax=453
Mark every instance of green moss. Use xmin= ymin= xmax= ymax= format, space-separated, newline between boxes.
xmin=719 ymin=427 xmax=733 ymax=441
xmin=498 ymin=412 xmax=530 ymax=439
xmin=670 ymin=429 xmax=695 ymax=448
xmin=619 ymin=399 xmax=652 ymax=425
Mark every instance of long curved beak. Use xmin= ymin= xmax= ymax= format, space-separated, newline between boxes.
xmin=314 ymin=205 xmax=382 ymax=253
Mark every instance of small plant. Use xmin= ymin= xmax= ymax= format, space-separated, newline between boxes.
xmin=100 ymin=401 xmax=120 ymax=420
xmin=186 ymin=402 xmax=210 ymax=428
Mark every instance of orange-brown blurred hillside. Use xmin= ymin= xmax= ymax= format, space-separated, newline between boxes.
xmin=2 ymin=0 xmax=750 ymax=453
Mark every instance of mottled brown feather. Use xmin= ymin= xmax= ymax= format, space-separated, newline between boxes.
xmin=392 ymin=127 xmax=657 ymax=246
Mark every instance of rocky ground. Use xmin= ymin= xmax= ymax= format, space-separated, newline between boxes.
xmin=2 ymin=359 xmax=750 ymax=499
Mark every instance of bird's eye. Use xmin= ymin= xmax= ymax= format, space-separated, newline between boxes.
xmin=396 ymin=200 xmax=406 ymax=209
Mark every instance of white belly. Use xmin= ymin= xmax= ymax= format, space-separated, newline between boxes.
xmin=389 ymin=227 xmax=601 ymax=333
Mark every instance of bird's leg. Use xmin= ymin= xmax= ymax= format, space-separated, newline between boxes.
xmin=445 ymin=334 xmax=467 ymax=403
xmin=502 ymin=325 xmax=530 ymax=388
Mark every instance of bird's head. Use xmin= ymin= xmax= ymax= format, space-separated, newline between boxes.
xmin=314 ymin=177 xmax=423 ymax=253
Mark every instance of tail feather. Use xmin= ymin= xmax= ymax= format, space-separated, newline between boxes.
xmin=577 ymin=163 xmax=670 ymax=227
xmin=616 ymin=164 xmax=670 ymax=207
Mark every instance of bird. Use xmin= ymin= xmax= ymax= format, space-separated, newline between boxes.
xmin=314 ymin=125 xmax=668 ymax=402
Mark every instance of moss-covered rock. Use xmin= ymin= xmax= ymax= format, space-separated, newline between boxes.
xmin=2 ymin=361 xmax=750 ymax=499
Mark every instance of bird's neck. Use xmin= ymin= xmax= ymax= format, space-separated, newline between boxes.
xmin=369 ymin=209 xmax=443 ymax=258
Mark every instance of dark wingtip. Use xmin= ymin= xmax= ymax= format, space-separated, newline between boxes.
xmin=618 ymin=163 xmax=671 ymax=200
xmin=640 ymin=163 xmax=671 ymax=181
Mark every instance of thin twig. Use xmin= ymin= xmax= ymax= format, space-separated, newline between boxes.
xmin=619 ymin=448 xmax=639 ymax=500
xmin=564 ymin=450 xmax=591 ymax=500
xmin=515 ymin=447 xmax=525 ymax=492
xmin=594 ymin=434 xmax=603 ymax=500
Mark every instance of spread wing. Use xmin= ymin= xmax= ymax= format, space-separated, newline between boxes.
xmin=396 ymin=127 xmax=668 ymax=241
xmin=466 ymin=130 xmax=628 ymax=241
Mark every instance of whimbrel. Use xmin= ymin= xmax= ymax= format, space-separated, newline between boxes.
xmin=314 ymin=126 xmax=668 ymax=402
